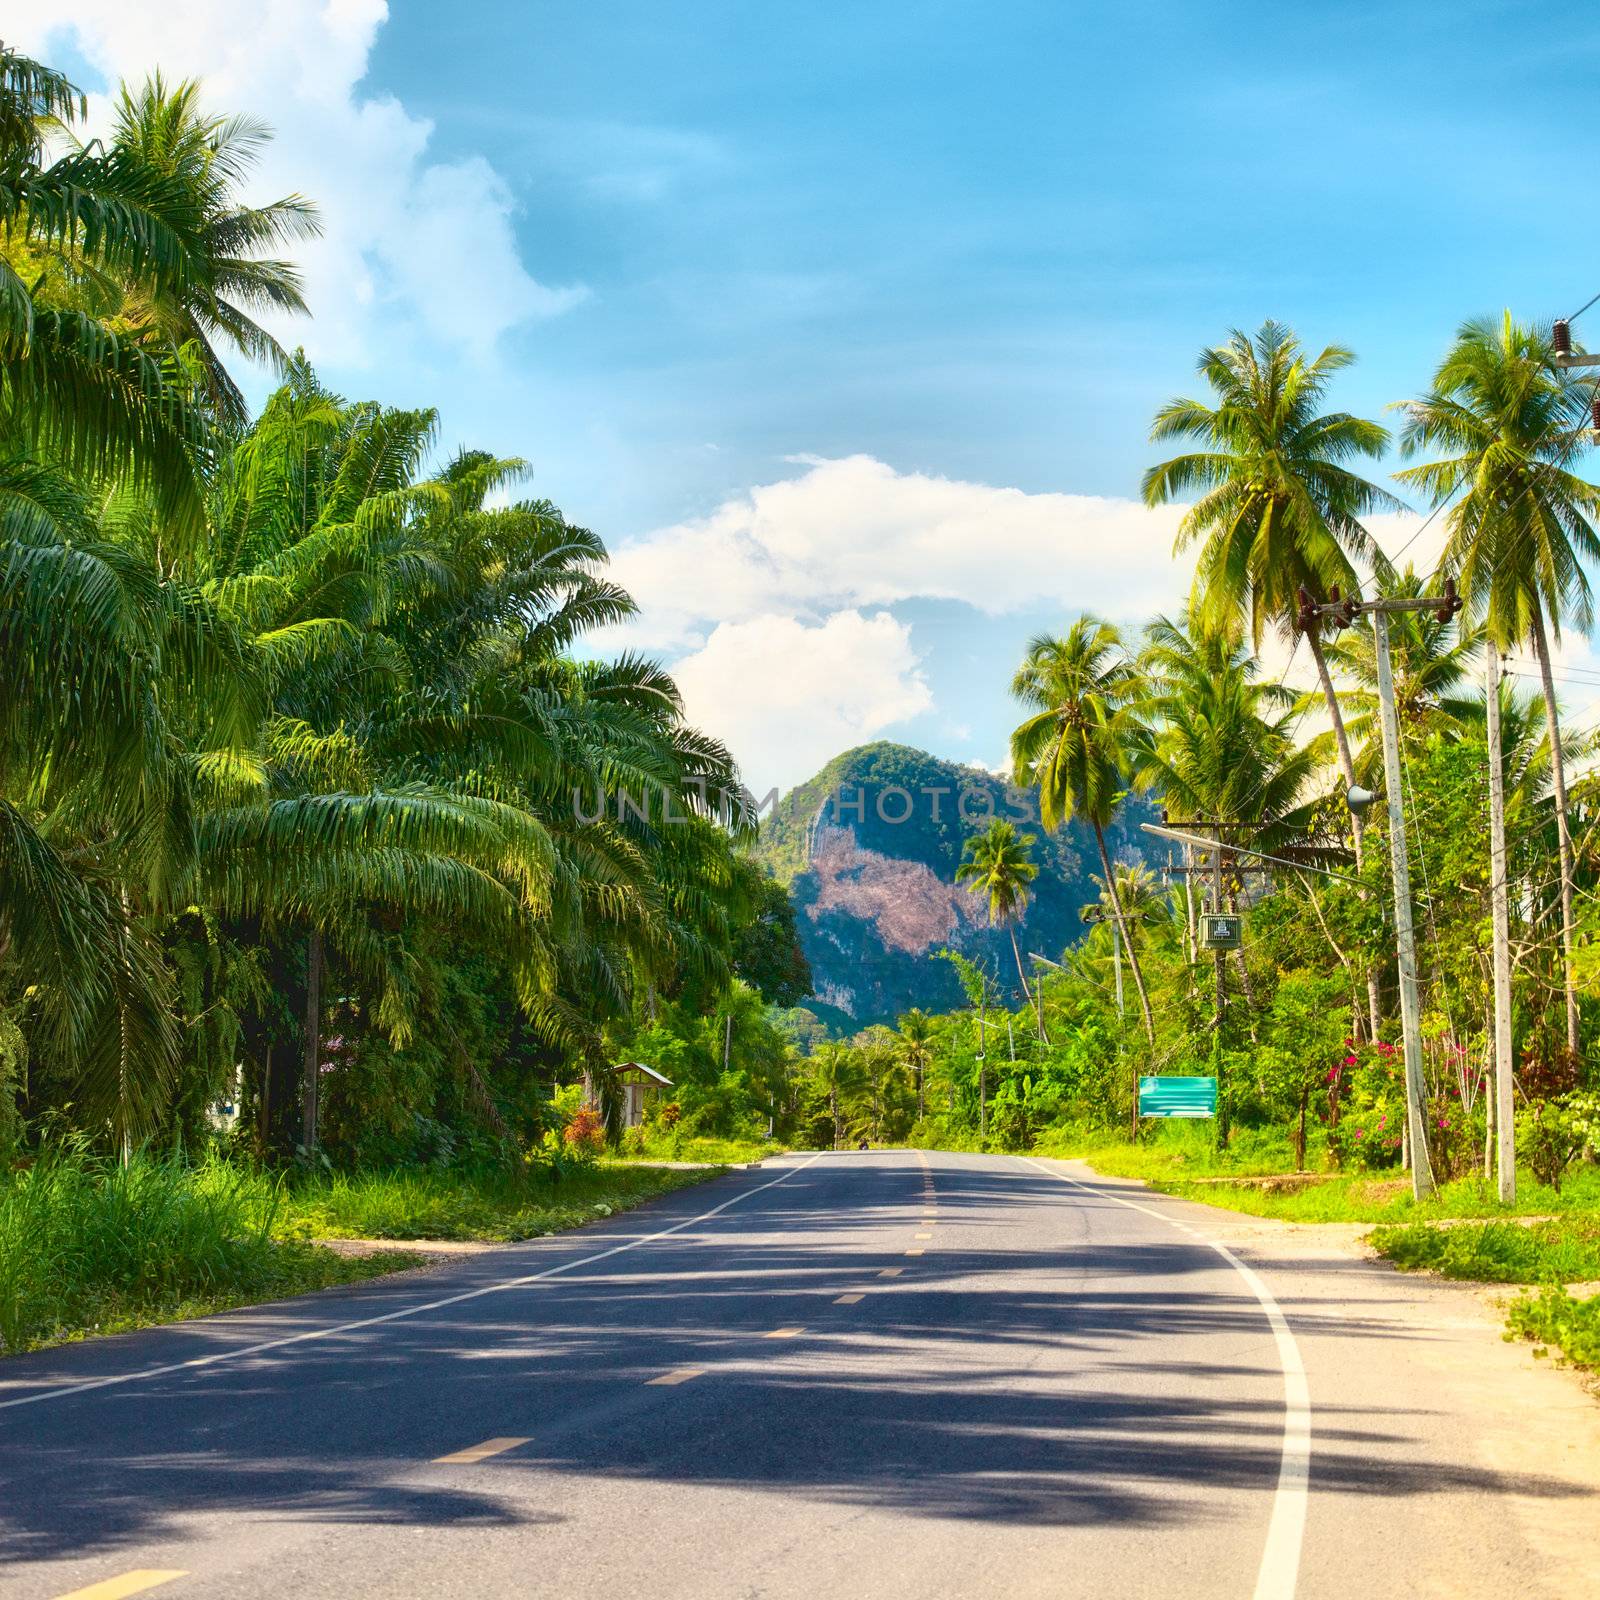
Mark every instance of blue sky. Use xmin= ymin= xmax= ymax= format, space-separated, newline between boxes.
xmin=25 ymin=1 xmax=1600 ymax=790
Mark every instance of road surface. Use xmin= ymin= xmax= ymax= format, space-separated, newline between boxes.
xmin=3 ymin=1151 xmax=1598 ymax=1599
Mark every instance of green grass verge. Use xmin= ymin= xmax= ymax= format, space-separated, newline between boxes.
xmin=1 ymin=1149 xmax=724 ymax=1356
xmin=279 ymin=1162 xmax=721 ymax=1242
xmin=1035 ymin=1121 xmax=1600 ymax=1224
xmin=613 ymin=1134 xmax=781 ymax=1164
xmin=0 ymin=1148 xmax=428 ymax=1356
xmin=1369 ymin=1216 xmax=1600 ymax=1283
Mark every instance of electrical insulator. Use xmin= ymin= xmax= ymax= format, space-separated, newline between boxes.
xmin=1592 ymin=396 xmax=1600 ymax=434
xmin=1439 ymin=577 xmax=1462 ymax=622
xmin=1554 ymin=319 xmax=1573 ymax=356
xmin=1296 ymin=584 xmax=1318 ymax=633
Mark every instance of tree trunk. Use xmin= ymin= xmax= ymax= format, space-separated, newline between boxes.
xmin=1485 ymin=637 xmax=1517 ymax=1202
xmin=1308 ymin=624 xmax=1381 ymax=1040
xmin=830 ymin=1089 xmax=839 ymax=1150
xmin=1008 ymin=925 xmax=1046 ymax=1041
xmin=1529 ymin=607 xmax=1580 ymax=1057
xmin=1295 ymin=1086 xmax=1309 ymax=1172
xmin=301 ymin=930 xmax=323 ymax=1153
xmin=1094 ymin=822 xmax=1154 ymax=1043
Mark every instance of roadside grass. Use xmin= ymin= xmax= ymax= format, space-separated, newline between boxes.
xmin=1036 ymin=1120 xmax=1600 ymax=1224
xmin=0 ymin=1147 xmax=423 ymax=1357
xmin=279 ymin=1161 xmax=720 ymax=1242
xmin=1369 ymin=1217 xmax=1600 ymax=1284
xmin=1 ymin=1148 xmax=723 ymax=1356
xmin=613 ymin=1132 xmax=780 ymax=1165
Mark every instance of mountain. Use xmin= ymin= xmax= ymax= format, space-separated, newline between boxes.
xmin=752 ymin=742 xmax=1153 ymax=1030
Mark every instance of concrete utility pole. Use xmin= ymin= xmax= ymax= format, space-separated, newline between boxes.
xmin=1372 ymin=609 xmax=1437 ymax=1200
xmin=1211 ymin=829 xmax=1228 ymax=1146
xmin=1484 ymin=637 xmax=1516 ymax=1202
xmin=1298 ymin=583 xmax=1463 ymax=1202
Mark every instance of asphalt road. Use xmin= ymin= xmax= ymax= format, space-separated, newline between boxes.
xmin=2 ymin=1151 xmax=1597 ymax=1599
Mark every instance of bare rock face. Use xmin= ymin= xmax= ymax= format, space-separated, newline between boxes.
xmin=752 ymin=742 xmax=1150 ymax=1029
xmin=806 ymin=824 xmax=986 ymax=956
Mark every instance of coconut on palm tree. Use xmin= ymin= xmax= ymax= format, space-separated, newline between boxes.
xmin=1009 ymin=616 xmax=1155 ymax=1043
xmin=956 ymin=818 xmax=1047 ymax=1040
xmin=1396 ymin=311 xmax=1600 ymax=1054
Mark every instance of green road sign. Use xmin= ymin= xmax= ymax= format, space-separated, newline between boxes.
xmin=1139 ymin=1075 xmax=1218 ymax=1118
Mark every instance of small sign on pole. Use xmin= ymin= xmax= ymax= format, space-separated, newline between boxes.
xmin=1139 ymin=1076 xmax=1218 ymax=1119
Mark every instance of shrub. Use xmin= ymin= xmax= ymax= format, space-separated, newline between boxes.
xmin=562 ymin=1105 xmax=606 ymax=1156
xmin=1506 ymin=1286 xmax=1600 ymax=1369
xmin=1516 ymin=1093 xmax=1599 ymax=1193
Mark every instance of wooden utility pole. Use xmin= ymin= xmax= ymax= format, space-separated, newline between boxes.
xmin=1372 ymin=609 xmax=1437 ymax=1200
xmin=1484 ymin=637 xmax=1516 ymax=1202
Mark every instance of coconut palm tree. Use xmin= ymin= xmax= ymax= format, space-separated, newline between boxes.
xmin=956 ymin=818 xmax=1046 ymax=1039
xmin=811 ymin=1041 xmax=859 ymax=1149
xmin=1313 ymin=567 xmax=1485 ymax=783
xmin=1140 ymin=321 xmax=1401 ymax=864
xmin=1009 ymin=616 xmax=1154 ymax=1042
xmin=897 ymin=1008 xmax=935 ymax=1121
xmin=1396 ymin=312 xmax=1600 ymax=1054
xmin=1135 ymin=614 xmax=1320 ymax=854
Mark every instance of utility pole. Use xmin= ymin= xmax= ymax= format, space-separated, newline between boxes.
xmin=1211 ymin=827 xmax=1228 ymax=1146
xmin=1484 ymin=637 xmax=1516 ymax=1202
xmin=975 ymin=987 xmax=987 ymax=1141
xmin=1111 ymin=918 xmax=1125 ymax=1019
xmin=1373 ymin=609 xmax=1437 ymax=1200
xmin=1300 ymin=584 xmax=1459 ymax=1201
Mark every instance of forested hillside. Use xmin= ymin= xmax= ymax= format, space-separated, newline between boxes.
xmin=754 ymin=742 xmax=1149 ymax=1026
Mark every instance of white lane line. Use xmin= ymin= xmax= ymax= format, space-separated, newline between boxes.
xmin=1019 ymin=1158 xmax=1310 ymax=1600
xmin=0 ymin=1155 xmax=825 ymax=1416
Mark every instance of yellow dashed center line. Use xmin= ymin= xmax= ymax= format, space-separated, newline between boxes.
xmin=432 ymin=1436 xmax=531 ymax=1464
xmin=905 ymin=1247 xmax=925 ymax=1256
xmin=52 ymin=1574 xmax=187 ymax=1600
xmin=834 ymin=1292 xmax=865 ymax=1305
xmin=766 ymin=1326 xmax=805 ymax=1339
xmin=648 ymin=1366 xmax=705 ymax=1385
xmin=879 ymin=1266 xmax=903 ymax=1277
xmin=915 ymin=1231 xmax=933 ymax=1239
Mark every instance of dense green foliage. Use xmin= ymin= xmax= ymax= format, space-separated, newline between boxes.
xmin=0 ymin=46 xmax=811 ymax=1170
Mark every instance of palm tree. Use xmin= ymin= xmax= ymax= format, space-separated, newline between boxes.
xmin=956 ymin=818 xmax=1046 ymax=1039
xmin=1 ymin=46 xmax=212 ymax=528
xmin=102 ymin=74 xmax=322 ymax=430
xmin=1141 ymin=321 xmax=1401 ymax=864
xmin=897 ymin=1009 xmax=935 ymax=1121
xmin=1009 ymin=617 xmax=1154 ymax=1042
xmin=1081 ymin=861 xmax=1167 ymax=1020
xmin=1396 ymin=312 xmax=1600 ymax=1054
xmin=811 ymin=1042 xmax=858 ymax=1149
xmin=1135 ymin=614 xmax=1320 ymax=853
xmin=1314 ymin=567 xmax=1485 ymax=783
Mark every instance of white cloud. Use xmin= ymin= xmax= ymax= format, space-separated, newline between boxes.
xmin=670 ymin=611 xmax=932 ymax=796
xmin=605 ymin=454 xmax=1193 ymax=652
xmin=18 ymin=0 xmax=584 ymax=369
